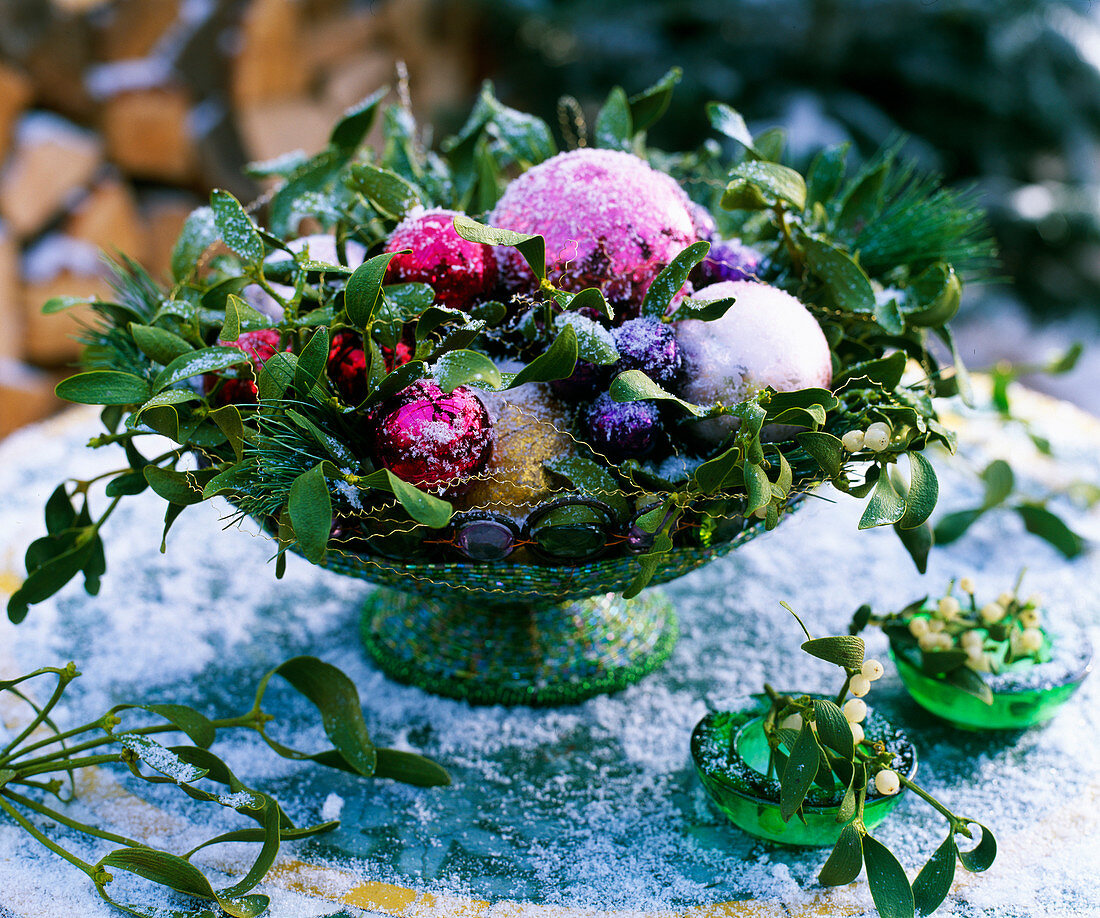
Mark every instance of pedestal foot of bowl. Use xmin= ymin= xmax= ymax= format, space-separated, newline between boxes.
xmin=360 ymin=588 xmax=677 ymax=706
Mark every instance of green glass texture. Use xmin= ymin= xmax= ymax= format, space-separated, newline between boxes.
xmin=361 ymin=588 xmax=677 ymax=706
xmin=691 ymin=701 xmax=916 ymax=847
xmin=890 ymin=646 xmax=1090 ymax=730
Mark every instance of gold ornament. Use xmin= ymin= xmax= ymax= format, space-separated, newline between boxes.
xmin=458 ymin=384 xmax=575 ymax=518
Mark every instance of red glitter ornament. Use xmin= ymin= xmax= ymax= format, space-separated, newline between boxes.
xmin=372 ymin=379 xmax=494 ymax=496
xmin=384 ymin=208 xmax=497 ymax=311
xmin=328 ymin=331 xmax=412 ymax=405
xmin=203 ymin=329 xmax=285 ymax=405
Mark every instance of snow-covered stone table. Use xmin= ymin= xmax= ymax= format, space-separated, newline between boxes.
xmin=1 ymin=385 xmax=1098 ymax=918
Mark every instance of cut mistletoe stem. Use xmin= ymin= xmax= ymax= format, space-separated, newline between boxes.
xmin=0 ymin=657 xmax=450 ymax=916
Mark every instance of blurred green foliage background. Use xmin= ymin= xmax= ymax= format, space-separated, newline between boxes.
xmin=472 ymin=0 xmax=1100 ymax=319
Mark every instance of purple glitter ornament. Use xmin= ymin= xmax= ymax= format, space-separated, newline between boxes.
xmin=583 ymin=392 xmax=662 ymax=460
xmin=612 ymin=317 xmax=682 ymax=387
xmin=694 ymin=238 xmax=764 ymax=287
xmin=550 ymin=359 xmax=610 ymax=401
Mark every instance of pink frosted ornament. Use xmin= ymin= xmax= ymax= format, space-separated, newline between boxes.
xmin=372 ymin=380 xmax=494 ymax=496
xmin=490 ymin=149 xmax=697 ymax=309
xmin=384 ymin=208 xmax=497 ymax=311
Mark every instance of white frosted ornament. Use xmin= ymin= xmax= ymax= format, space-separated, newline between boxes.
xmin=673 ymin=280 xmax=833 ymax=444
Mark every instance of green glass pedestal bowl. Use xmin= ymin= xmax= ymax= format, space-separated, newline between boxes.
xmin=690 ymin=697 xmax=917 ymax=846
xmin=314 ymin=518 xmax=772 ymax=707
xmin=889 ymin=626 xmax=1093 ymax=731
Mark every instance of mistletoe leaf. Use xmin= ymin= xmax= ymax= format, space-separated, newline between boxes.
xmin=803 ymin=236 xmax=876 ymax=312
xmin=129 ymin=324 xmax=194 ymax=365
xmin=372 ymin=748 xmax=452 ymax=787
xmin=266 ymin=656 xmax=377 ymax=777
xmin=912 ymin=832 xmax=957 ymax=916
xmin=507 ymin=325 xmax=577 ymax=387
xmin=432 ymin=349 xmax=502 ymax=392
xmin=171 ymin=206 xmax=218 ymax=282
xmin=627 ymin=66 xmax=681 ymax=132
xmin=863 ymin=833 xmax=915 ymax=918
xmin=329 ymin=86 xmax=389 ymax=151
xmin=595 ymin=86 xmax=632 ymax=150
xmin=706 ymin=102 xmax=755 ymax=151
xmin=819 ymin=821 xmax=864 ymax=886
xmin=724 ymin=161 xmax=807 ymax=211
xmin=287 ymin=464 xmax=332 ymax=563
xmin=56 ymin=371 xmax=151 ymax=406
xmin=346 ymin=253 xmax=403 ymax=328
xmin=452 ymin=214 xmax=546 ymax=280
xmin=813 ymin=698 xmax=854 ymax=759
xmin=897 ymin=451 xmax=939 ymax=529
xmin=780 ymin=722 xmax=821 ymax=821
xmin=347 ymin=163 xmax=421 ymax=219
xmin=641 ymin=240 xmax=710 ymax=318
xmin=860 ymin=470 xmax=906 ymax=529
xmin=955 ymin=821 xmax=997 ymax=873
xmin=802 ymin=636 xmax=865 ymax=670
xmin=1015 ymin=505 xmax=1085 ymax=558
xmin=211 ymin=190 xmax=264 ymax=264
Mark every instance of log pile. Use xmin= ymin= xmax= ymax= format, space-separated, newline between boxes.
xmin=0 ymin=0 xmax=480 ymax=439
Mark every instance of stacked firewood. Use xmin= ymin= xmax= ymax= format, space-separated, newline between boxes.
xmin=0 ymin=0 xmax=479 ymax=438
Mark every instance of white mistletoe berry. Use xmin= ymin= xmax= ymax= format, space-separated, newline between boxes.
xmin=909 ymin=618 xmax=931 ymax=638
xmin=918 ymin=633 xmax=940 ymax=652
xmin=875 ymin=769 xmax=901 ymax=796
xmin=938 ymin=597 xmax=961 ymax=619
xmin=1020 ymin=609 xmax=1042 ymax=629
xmin=980 ymin=603 xmax=1006 ymax=624
xmin=849 ymin=722 xmax=865 ymax=746
xmin=843 ymin=698 xmax=867 ymax=723
xmin=849 ymin=675 xmax=871 ymax=697
xmin=960 ymin=629 xmax=984 ymax=650
xmin=841 ymin=430 xmax=865 ymax=452
xmin=998 ymin=592 xmax=1015 ymax=608
xmin=863 ymin=422 xmax=891 ymax=452
xmin=861 ymin=659 xmax=884 ymax=681
xmin=959 ymin=577 xmax=975 ymax=594
xmin=1019 ymin=628 xmax=1044 ymax=653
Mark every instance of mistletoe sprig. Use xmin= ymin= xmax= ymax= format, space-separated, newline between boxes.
xmin=763 ymin=605 xmax=997 ymax=918
xmin=0 ymin=657 xmax=449 ymax=917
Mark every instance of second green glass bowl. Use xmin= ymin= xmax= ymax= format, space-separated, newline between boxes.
xmin=889 ymin=627 xmax=1093 ymax=730
xmin=690 ymin=697 xmax=917 ymax=847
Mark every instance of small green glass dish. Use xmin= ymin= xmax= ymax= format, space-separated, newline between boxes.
xmin=690 ymin=696 xmax=917 ymax=847
xmin=889 ymin=625 xmax=1093 ymax=731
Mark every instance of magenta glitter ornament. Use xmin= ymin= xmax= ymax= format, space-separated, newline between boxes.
xmin=384 ymin=208 xmax=497 ymax=311
xmin=490 ymin=149 xmax=697 ymax=307
xmin=372 ymin=380 xmax=494 ymax=496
